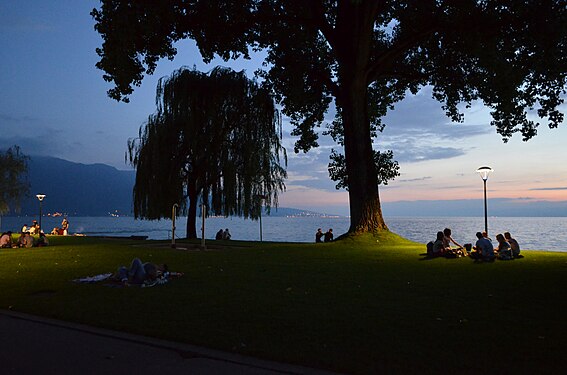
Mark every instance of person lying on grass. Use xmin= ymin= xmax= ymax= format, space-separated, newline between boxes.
xmin=116 ymin=258 xmax=168 ymax=285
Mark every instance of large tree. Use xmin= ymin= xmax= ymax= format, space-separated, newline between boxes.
xmin=127 ymin=66 xmax=286 ymax=238
xmin=0 ymin=146 xmax=30 ymax=216
xmin=93 ymin=1 xmax=567 ymax=235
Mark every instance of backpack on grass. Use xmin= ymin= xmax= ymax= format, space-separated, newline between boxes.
xmin=426 ymin=241 xmax=434 ymax=256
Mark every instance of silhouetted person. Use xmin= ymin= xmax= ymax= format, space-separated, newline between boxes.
xmin=504 ymin=232 xmax=521 ymax=258
xmin=315 ymin=228 xmax=323 ymax=243
xmin=215 ymin=229 xmax=224 ymax=240
xmin=324 ymin=228 xmax=333 ymax=242
xmin=223 ymin=228 xmax=231 ymax=240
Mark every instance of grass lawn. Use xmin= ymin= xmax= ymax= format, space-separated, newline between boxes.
xmin=1 ymin=232 xmax=566 ymax=374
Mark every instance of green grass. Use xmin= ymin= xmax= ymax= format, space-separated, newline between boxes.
xmin=1 ymin=233 xmax=566 ymax=374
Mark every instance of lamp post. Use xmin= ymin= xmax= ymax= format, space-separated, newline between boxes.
xmin=476 ymin=166 xmax=493 ymax=235
xmin=201 ymin=203 xmax=206 ymax=250
xmin=36 ymin=194 xmax=46 ymax=233
xmin=255 ymin=194 xmax=268 ymax=242
xmin=171 ymin=203 xmax=179 ymax=248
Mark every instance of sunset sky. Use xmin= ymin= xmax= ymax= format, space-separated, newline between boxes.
xmin=2 ymin=1 xmax=566 ymax=216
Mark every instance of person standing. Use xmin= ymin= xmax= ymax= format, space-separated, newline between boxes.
xmin=61 ymin=217 xmax=69 ymax=235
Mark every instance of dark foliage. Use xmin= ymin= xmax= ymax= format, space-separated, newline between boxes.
xmin=127 ymin=66 xmax=286 ymax=238
xmin=0 ymin=146 xmax=29 ymax=215
xmin=93 ymin=1 xmax=566 ymax=234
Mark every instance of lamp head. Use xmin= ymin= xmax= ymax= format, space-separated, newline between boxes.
xmin=36 ymin=194 xmax=46 ymax=202
xmin=476 ymin=166 xmax=493 ymax=181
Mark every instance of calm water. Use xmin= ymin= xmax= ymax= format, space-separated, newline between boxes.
xmin=1 ymin=216 xmax=566 ymax=251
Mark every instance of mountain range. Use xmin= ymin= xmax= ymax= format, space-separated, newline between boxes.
xmin=10 ymin=156 xmax=329 ymax=217
xmin=14 ymin=156 xmax=135 ymax=216
xmin=7 ymin=156 xmax=567 ymax=217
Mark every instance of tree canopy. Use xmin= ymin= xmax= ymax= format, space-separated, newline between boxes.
xmin=93 ymin=0 xmax=567 ymax=235
xmin=127 ymin=66 xmax=287 ymax=238
xmin=0 ymin=146 xmax=30 ymax=216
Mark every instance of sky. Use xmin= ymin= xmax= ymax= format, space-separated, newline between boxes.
xmin=1 ymin=1 xmax=566 ymax=216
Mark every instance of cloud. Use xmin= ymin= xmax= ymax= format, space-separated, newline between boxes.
xmin=279 ymin=86 xmax=495 ymax=167
xmin=387 ymin=142 xmax=466 ymax=163
xmin=397 ymin=176 xmax=432 ymax=183
xmin=0 ymin=113 xmax=40 ymax=124
xmin=530 ymin=187 xmax=567 ymax=191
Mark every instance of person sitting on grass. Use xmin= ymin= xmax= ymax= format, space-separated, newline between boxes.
xmin=36 ymin=233 xmax=49 ymax=247
xmin=0 ymin=231 xmax=13 ymax=248
xmin=443 ymin=228 xmax=466 ymax=256
xmin=215 ymin=229 xmax=224 ymax=240
xmin=18 ymin=231 xmax=35 ymax=248
xmin=432 ymin=231 xmax=448 ymax=256
xmin=504 ymin=232 xmax=522 ymax=258
xmin=116 ymin=258 xmax=168 ymax=285
xmin=223 ymin=228 xmax=232 ymax=240
xmin=315 ymin=228 xmax=324 ymax=243
xmin=324 ymin=228 xmax=334 ymax=242
xmin=495 ymin=234 xmax=513 ymax=260
xmin=472 ymin=232 xmax=495 ymax=261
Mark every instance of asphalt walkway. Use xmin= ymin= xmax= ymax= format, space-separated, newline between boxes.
xmin=0 ymin=310 xmax=340 ymax=375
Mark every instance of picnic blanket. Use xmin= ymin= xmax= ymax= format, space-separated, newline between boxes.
xmin=73 ymin=271 xmax=183 ymax=287
xmin=73 ymin=273 xmax=113 ymax=283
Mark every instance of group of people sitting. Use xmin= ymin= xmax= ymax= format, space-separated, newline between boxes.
xmin=215 ymin=228 xmax=232 ymax=240
xmin=21 ymin=220 xmax=41 ymax=235
xmin=428 ymin=228 xmax=521 ymax=261
xmin=315 ymin=228 xmax=334 ymax=242
xmin=0 ymin=230 xmax=49 ymax=248
xmin=50 ymin=218 xmax=70 ymax=236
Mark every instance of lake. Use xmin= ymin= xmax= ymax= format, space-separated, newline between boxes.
xmin=1 ymin=216 xmax=566 ymax=251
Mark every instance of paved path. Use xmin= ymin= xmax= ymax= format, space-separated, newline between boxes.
xmin=0 ymin=310 xmax=340 ymax=375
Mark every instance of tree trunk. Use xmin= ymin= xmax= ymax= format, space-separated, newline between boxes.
xmin=340 ymin=81 xmax=389 ymax=234
xmin=185 ymin=180 xmax=198 ymax=239
xmin=336 ymin=1 xmax=389 ymax=234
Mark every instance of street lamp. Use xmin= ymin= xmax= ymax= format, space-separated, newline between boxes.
xmin=255 ymin=194 xmax=268 ymax=242
xmin=200 ymin=203 xmax=207 ymax=250
xmin=36 ymin=194 xmax=46 ymax=233
xmin=476 ymin=166 xmax=493 ymax=235
xmin=171 ymin=203 xmax=179 ymax=248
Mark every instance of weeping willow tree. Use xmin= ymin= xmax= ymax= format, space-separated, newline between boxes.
xmin=127 ymin=66 xmax=287 ymax=239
